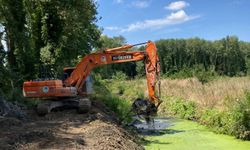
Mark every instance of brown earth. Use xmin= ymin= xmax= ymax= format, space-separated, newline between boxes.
xmin=0 ymin=100 xmax=143 ymax=150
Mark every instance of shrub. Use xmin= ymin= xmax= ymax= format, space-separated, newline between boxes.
xmin=117 ymin=85 xmax=125 ymax=95
xmin=112 ymin=71 xmax=128 ymax=80
xmin=198 ymin=92 xmax=250 ymax=140
xmin=194 ymin=65 xmax=218 ymax=84
xmin=166 ymin=67 xmax=193 ymax=79
xmin=232 ymin=92 xmax=250 ymax=140
xmin=199 ymin=109 xmax=229 ymax=133
xmin=165 ymin=65 xmax=217 ymax=84
xmin=168 ymin=98 xmax=196 ymax=120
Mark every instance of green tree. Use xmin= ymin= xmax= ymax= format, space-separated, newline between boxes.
xmin=0 ymin=0 xmax=101 ymax=99
xmin=95 ymin=35 xmax=137 ymax=79
xmin=0 ymin=0 xmax=33 ymax=78
xmin=23 ymin=0 xmax=101 ymax=77
xmin=156 ymin=36 xmax=247 ymax=77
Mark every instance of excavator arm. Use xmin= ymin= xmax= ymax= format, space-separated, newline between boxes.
xmin=64 ymin=41 xmax=161 ymax=106
xmin=64 ymin=51 xmax=145 ymax=93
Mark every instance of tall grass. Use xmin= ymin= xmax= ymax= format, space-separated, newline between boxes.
xmin=160 ymin=77 xmax=250 ymax=110
xmin=92 ymin=79 xmax=133 ymax=123
xmin=110 ymin=77 xmax=250 ymax=110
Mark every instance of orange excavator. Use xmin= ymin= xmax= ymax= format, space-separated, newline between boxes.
xmin=23 ymin=41 xmax=161 ymax=118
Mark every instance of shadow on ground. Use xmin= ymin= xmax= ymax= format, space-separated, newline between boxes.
xmin=138 ymin=128 xmax=185 ymax=136
xmin=142 ymin=138 xmax=171 ymax=146
xmin=133 ymin=118 xmax=185 ymax=136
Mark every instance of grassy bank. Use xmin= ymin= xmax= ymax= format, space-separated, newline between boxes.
xmin=92 ymin=79 xmax=133 ymax=123
xmin=94 ymin=77 xmax=250 ymax=140
xmin=160 ymin=95 xmax=250 ymax=140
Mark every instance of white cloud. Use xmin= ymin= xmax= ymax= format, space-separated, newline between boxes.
xmin=107 ymin=10 xmax=199 ymax=32
xmin=106 ymin=1 xmax=199 ymax=33
xmin=165 ymin=1 xmax=189 ymax=10
xmin=132 ymin=0 xmax=150 ymax=8
xmin=105 ymin=26 xmax=122 ymax=31
xmin=114 ymin=0 xmax=123 ymax=4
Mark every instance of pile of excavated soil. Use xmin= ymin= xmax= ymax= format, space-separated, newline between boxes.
xmin=0 ymin=100 xmax=143 ymax=150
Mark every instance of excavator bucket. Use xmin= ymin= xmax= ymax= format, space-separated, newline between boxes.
xmin=131 ymin=98 xmax=157 ymax=122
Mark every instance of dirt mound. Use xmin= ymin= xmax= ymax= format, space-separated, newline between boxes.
xmin=0 ymin=117 xmax=22 ymax=127
xmin=0 ymin=97 xmax=27 ymax=120
xmin=0 ymin=100 xmax=143 ymax=150
xmin=83 ymin=120 xmax=141 ymax=150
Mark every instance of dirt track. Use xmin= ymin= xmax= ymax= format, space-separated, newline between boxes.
xmin=0 ymin=100 xmax=143 ymax=150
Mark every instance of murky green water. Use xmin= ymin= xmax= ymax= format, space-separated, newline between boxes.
xmin=136 ymin=119 xmax=250 ymax=150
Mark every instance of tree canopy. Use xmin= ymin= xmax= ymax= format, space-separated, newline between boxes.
xmin=0 ymin=0 xmax=101 ymax=99
xmin=157 ymin=36 xmax=248 ymax=77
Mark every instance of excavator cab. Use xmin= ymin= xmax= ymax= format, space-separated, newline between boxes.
xmin=63 ymin=67 xmax=93 ymax=95
xmin=63 ymin=67 xmax=75 ymax=81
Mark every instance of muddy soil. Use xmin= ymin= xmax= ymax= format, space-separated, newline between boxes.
xmin=0 ymin=100 xmax=143 ymax=150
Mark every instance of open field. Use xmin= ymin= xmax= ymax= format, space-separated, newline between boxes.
xmin=103 ymin=77 xmax=250 ymax=110
xmin=160 ymin=77 xmax=250 ymax=109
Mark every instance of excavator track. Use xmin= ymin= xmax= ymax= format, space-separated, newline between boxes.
xmin=36 ymin=98 xmax=91 ymax=116
xmin=37 ymin=101 xmax=51 ymax=116
xmin=78 ymin=98 xmax=91 ymax=114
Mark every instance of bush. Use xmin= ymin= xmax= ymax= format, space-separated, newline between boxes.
xmin=193 ymin=65 xmax=217 ymax=84
xmin=166 ymin=67 xmax=193 ymax=79
xmin=165 ymin=65 xmax=217 ymax=84
xmin=117 ymin=85 xmax=125 ymax=95
xmin=199 ymin=109 xmax=228 ymax=133
xmin=112 ymin=71 xmax=128 ymax=80
xmin=198 ymin=92 xmax=250 ymax=140
xmin=233 ymin=92 xmax=250 ymax=140
xmin=167 ymin=98 xmax=196 ymax=120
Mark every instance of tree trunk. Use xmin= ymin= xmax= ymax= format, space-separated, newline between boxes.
xmin=5 ymin=26 xmax=16 ymax=70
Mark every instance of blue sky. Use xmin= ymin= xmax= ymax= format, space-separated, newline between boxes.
xmin=96 ymin=0 xmax=250 ymax=44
